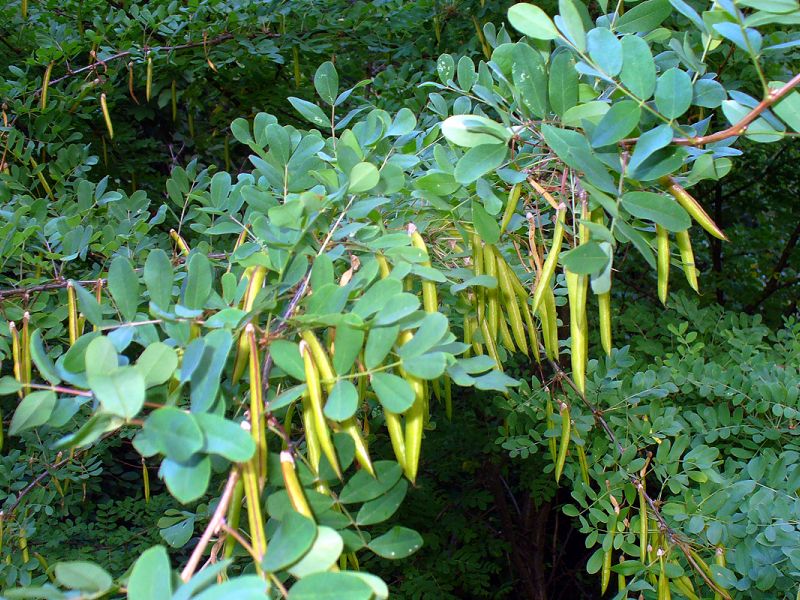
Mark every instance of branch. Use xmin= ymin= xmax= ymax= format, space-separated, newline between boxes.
xmin=622 ymin=73 xmax=800 ymax=147
xmin=180 ymin=469 xmax=240 ymax=583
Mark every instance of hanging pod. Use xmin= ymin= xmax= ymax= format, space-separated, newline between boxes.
xmin=675 ymin=229 xmax=699 ymax=292
xmin=656 ymin=225 xmax=670 ymax=305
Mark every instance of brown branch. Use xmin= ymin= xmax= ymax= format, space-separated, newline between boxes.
xmin=180 ymin=469 xmax=240 ymax=583
xmin=541 ymin=347 xmax=732 ymax=599
xmin=622 ymin=73 xmax=800 ymax=147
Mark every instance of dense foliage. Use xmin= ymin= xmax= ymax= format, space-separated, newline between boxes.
xmin=1 ymin=0 xmax=799 ymax=599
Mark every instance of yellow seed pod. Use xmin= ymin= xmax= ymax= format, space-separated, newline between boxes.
xmin=41 ymin=62 xmax=53 ymax=110
xmin=146 ymin=55 xmax=153 ymax=102
xmin=656 ymin=225 xmax=670 ymax=305
xmin=169 ymin=228 xmax=190 ymax=256
xmin=141 ymin=457 xmax=150 ymax=503
xmin=409 ymin=225 xmax=438 ymax=313
xmin=247 ymin=325 xmax=268 ymax=488
xmin=223 ymin=479 xmax=244 ymax=559
xmin=566 ymin=269 xmax=588 ymax=395
xmin=661 ymin=176 xmax=727 ymax=241
xmin=100 ymin=93 xmax=113 ymax=139
xmin=499 ymin=183 xmax=522 ymax=235
xmin=398 ymin=330 xmax=426 ymax=484
xmin=554 ymin=402 xmax=571 ymax=483
xmin=300 ymin=340 xmax=341 ymax=479
xmin=675 ymin=230 xmax=699 ymax=292
xmin=494 ymin=249 xmax=528 ymax=356
xmin=281 ymin=451 xmax=314 ymax=519
xmin=531 ymin=208 xmax=566 ymax=314
xmin=241 ymin=459 xmax=266 ymax=571
xmin=67 ymin=282 xmax=78 ymax=346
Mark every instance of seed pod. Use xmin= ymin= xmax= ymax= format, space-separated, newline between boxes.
xmin=566 ymin=269 xmax=588 ymax=395
xmin=10 ymin=322 xmax=22 ymax=396
xmin=656 ymin=225 xmax=670 ymax=305
xmin=598 ymin=292 xmax=612 ymax=357
xmin=444 ymin=375 xmax=452 ymax=421
xmin=292 ymin=46 xmax=301 ymax=89
xmin=541 ymin=285 xmax=559 ymax=360
xmin=713 ymin=547 xmax=726 ymax=600
xmin=576 ymin=443 xmax=590 ymax=485
xmin=385 ymin=410 xmax=407 ymax=467
xmin=617 ymin=555 xmax=626 ymax=593
xmin=301 ymin=391 xmax=322 ymax=474
xmin=661 ymin=176 xmax=727 ymax=241
xmin=601 ymin=549 xmax=612 ymax=595
xmin=281 ymin=451 xmax=314 ymax=519
xmin=231 ymin=266 xmax=267 ymax=383
xmin=638 ymin=484 xmax=648 ymax=564
xmin=399 ymin=330 xmax=426 ymax=484
xmin=510 ymin=274 xmax=541 ymax=362
xmin=657 ymin=554 xmax=671 ymax=600
xmin=21 ymin=313 xmax=31 ymax=394
xmin=223 ymin=479 xmax=244 ymax=559
xmin=531 ymin=208 xmax=566 ymax=314
xmin=100 ymin=93 xmax=113 ymax=140
xmin=146 ymin=55 xmax=153 ymax=102
xmin=241 ymin=458 xmax=266 ymax=570
xmin=554 ymin=402 xmax=570 ymax=482
xmin=141 ymin=457 xmax=150 ymax=504
xmin=675 ymin=229 xmax=699 ymax=292
xmin=169 ymin=229 xmax=190 ymax=256
xmin=494 ymin=249 xmax=528 ymax=356
xmin=471 ymin=233 xmax=486 ymax=324
xmin=479 ymin=318 xmax=502 ymax=368
xmin=247 ymin=325 xmax=268 ymax=488
xmin=673 ymin=572 xmax=699 ymax=600
xmin=499 ymin=183 xmax=522 ymax=235
xmin=67 ymin=282 xmax=79 ymax=346
xmin=409 ymin=225 xmax=438 ymax=313
xmin=301 ymin=331 xmax=373 ymax=477
xmin=41 ymin=62 xmax=53 ymax=110
xmin=545 ymin=396 xmax=557 ymax=462
xmin=301 ymin=340 xmax=342 ymax=479
xmin=21 ymin=0 xmax=27 ymax=18
xmin=482 ymin=244 xmax=500 ymax=340
xmin=376 ymin=253 xmax=391 ymax=279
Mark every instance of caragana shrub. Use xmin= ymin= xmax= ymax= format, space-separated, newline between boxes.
xmin=1 ymin=0 xmax=799 ymax=598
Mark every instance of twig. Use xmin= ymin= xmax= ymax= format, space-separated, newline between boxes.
xmin=622 ymin=73 xmax=800 ymax=147
xmin=180 ymin=469 xmax=241 ymax=583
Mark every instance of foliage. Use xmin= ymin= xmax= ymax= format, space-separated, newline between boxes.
xmin=1 ymin=0 xmax=799 ymax=598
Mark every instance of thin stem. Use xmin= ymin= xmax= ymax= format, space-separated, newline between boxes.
xmin=180 ymin=469 xmax=240 ymax=582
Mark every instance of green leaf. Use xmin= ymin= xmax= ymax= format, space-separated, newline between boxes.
xmin=627 ymin=124 xmax=674 ymax=174
xmin=314 ymin=61 xmax=339 ymax=105
xmin=195 ymin=413 xmax=255 ymax=462
xmin=72 ymin=281 xmax=103 ymax=326
xmin=356 ymin=479 xmax=408 ymax=525
xmin=616 ymin=0 xmax=672 ymax=33
xmin=127 ymin=546 xmax=172 ymax=600
xmin=622 ymin=191 xmax=691 ymax=231
xmin=436 ymin=54 xmax=455 ymax=84
xmin=472 ymin=199 xmax=502 ymax=245
xmin=339 ymin=461 xmax=403 ymax=503
xmin=454 ymin=143 xmax=508 ymax=184
xmin=587 ymin=28 xmax=623 ymax=77
xmin=512 ymin=43 xmax=548 ymax=118
xmin=271 ymin=340 xmax=306 ymax=380
xmin=287 ymin=527 xmax=343 ymax=578
xmin=373 ymin=293 xmax=420 ymax=326
xmin=615 ymin=219 xmax=656 ymax=269
xmin=457 ymin=56 xmax=476 ymax=91
xmin=89 ymin=367 xmax=145 ymax=420
xmin=368 ymin=526 xmax=423 ymax=559
xmin=190 ymin=330 xmax=233 ymax=413
xmin=9 ymin=391 xmax=56 ymax=436
xmin=371 ymin=373 xmax=416 ymax=413
xmin=771 ymin=85 xmax=800 ymax=132
xmin=541 ymin=125 xmax=614 ymax=192
xmin=440 ymin=115 xmax=510 ymax=148
xmin=160 ymin=455 xmax=211 ymax=504
xmin=364 ymin=325 xmax=400 ymax=370
xmin=183 ymin=253 xmax=212 ymax=309
xmin=262 ymin=512 xmax=318 ymax=573
xmin=398 ymin=313 xmax=448 ymax=359
xmin=145 ymin=407 xmax=204 ymax=462
xmin=288 ymin=97 xmax=330 ymax=128
xmin=561 ymin=241 xmax=610 ymax=274
xmin=193 ymin=576 xmax=270 ymax=600
xmin=136 ymin=342 xmax=178 ymax=387
xmin=403 ymin=352 xmax=447 ymax=380
xmin=0 ymin=376 xmax=22 ymax=395
xmin=324 ymin=380 xmax=359 ymax=421
xmin=349 ymin=162 xmax=380 ymax=194
xmin=655 ymin=68 xmax=693 ymax=120
xmin=548 ymin=51 xmax=578 ymax=117
xmin=30 ymin=329 xmax=61 ymax=385
xmin=591 ymin=100 xmax=641 ymax=147
xmin=108 ymin=256 xmax=140 ymax=321
xmin=54 ymin=561 xmax=113 ymax=594
xmin=144 ymin=249 xmax=174 ymax=309
xmin=507 ymin=3 xmax=559 ymax=40
xmin=712 ymin=22 xmax=762 ymax=55
xmin=620 ymin=35 xmax=656 ymax=100
xmin=288 ymin=572 xmax=373 ymax=600
xmin=353 ymin=278 xmax=403 ymax=319
xmin=333 ymin=323 xmax=364 ymax=375
xmin=557 ymin=0 xmax=586 ymax=52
